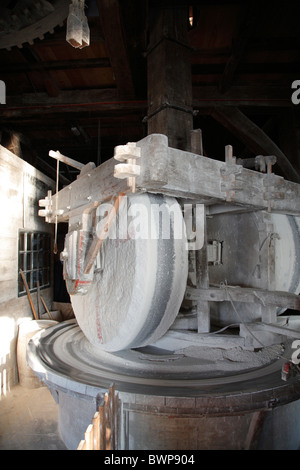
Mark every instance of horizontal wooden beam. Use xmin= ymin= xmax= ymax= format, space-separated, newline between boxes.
xmin=2 ymin=85 xmax=292 ymax=119
xmin=1 ymin=89 xmax=147 ymax=119
xmin=193 ymin=85 xmax=292 ymax=107
xmin=134 ymin=134 xmax=300 ymax=215
xmin=6 ymin=88 xmax=118 ymax=106
xmin=39 ymin=134 xmax=300 ymax=231
xmin=192 ymin=61 xmax=300 ymax=76
xmin=252 ymin=322 xmax=300 ymax=339
xmin=186 ymin=285 xmax=300 ymax=311
xmin=1 ymin=58 xmax=111 ymax=74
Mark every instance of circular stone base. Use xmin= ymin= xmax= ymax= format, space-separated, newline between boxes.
xmin=27 ymin=321 xmax=300 ymax=449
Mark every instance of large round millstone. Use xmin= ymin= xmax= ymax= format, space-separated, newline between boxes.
xmin=70 ymin=193 xmax=188 ymax=351
xmin=207 ymin=211 xmax=300 ymax=325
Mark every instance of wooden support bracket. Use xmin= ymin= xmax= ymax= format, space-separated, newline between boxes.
xmin=114 ymin=142 xmax=141 ymax=193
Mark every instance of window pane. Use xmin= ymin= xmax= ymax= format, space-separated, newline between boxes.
xmin=40 ymin=235 xmax=48 ymax=251
xmin=33 ymin=252 xmax=38 ymax=269
xmin=32 ymin=233 xmax=38 ymax=250
xmin=19 ymin=233 xmax=25 ymax=251
xmin=19 ymin=275 xmax=24 ymax=293
xmin=19 ymin=253 xmax=25 ymax=271
xmin=26 ymin=271 xmax=31 ymax=290
xmin=26 ymin=253 xmax=32 ymax=271
xmin=27 ymin=233 xmax=32 ymax=251
xmin=44 ymin=269 xmax=49 ymax=286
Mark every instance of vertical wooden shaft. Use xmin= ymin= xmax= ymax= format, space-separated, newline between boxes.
xmin=191 ymin=130 xmax=210 ymax=333
xmin=147 ymin=4 xmax=193 ymax=151
xmin=99 ymin=402 xmax=106 ymax=450
xmin=195 ymin=206 xmax=210 ymax=333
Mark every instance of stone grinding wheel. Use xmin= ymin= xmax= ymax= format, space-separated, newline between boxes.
xmin=70 ymin=193 xmax=188 ymax=352
xmin=207 ymin=211 xmax=300 ymax=325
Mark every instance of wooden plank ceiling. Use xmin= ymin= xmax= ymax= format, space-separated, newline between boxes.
xmin=0 ymin=0 xmax=299 ymax=185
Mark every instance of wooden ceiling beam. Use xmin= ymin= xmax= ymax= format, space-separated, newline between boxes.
xmin=18 ymin=44 xmax=61 ymax=98
xmin=2 ymin=88 xmax=147 ymax=120
xmin=96 ymin=0 xmax=135 ymax=99
xmin=193 ymin=85 xmax=292 ymax=108
xmin=1 ymin=58 xmax=111 ymax=73
xmin=1 ymin=83 xmax=293 ymax=123
xmin=211 ymin=106 xmax=300 ymax=183
xmin=277 ymin=109 xmax=300 ymax=177
xmin=218 ymin=1 xmax=262 ymax=93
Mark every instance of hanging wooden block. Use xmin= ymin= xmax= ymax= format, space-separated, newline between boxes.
xmin=79 ymin=13 xmax=90 ymax=49
xmin=66 ymin=0 xmax=90 ymax=49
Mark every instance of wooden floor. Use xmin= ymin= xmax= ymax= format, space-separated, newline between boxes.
xmin=0 ymin=384 xmax=67 ymax=450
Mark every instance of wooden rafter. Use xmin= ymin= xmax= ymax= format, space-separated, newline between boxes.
xmin=2 ymin=57 xmax=111 ymax=73
xmin=193 ymin=85 xmax=292 ymax=108
xmin=96 ymin=0 xmax=135 ymax=99
xmin=2 ymin=84 xmax=292 ymax=119
xmin=19 ymin=45 xmax=60 ymax=98
xmin=2 ymin=90 xmax=147 ymax=121
xmin=218 ymin=1 xmax=262 ymax=93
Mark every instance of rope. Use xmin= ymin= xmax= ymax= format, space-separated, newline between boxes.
xmin=53 ymin=158 xmax=59 ymax=254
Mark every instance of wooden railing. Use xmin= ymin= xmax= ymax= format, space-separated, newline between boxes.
xmin=77 ymin=384 xmax=122 ymax=450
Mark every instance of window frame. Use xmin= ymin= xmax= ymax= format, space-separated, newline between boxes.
xmin=18 ymin=230 xmax=51 ymax=297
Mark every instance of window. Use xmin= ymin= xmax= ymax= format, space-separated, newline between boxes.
xmin=18 ymin=231 xmax=51 ymax=296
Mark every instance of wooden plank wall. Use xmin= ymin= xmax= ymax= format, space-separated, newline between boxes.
xmin=0 ymin=145 xmax=54 ymax=396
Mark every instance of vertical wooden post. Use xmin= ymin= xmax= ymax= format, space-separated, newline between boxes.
xmin=147 ymin=4 xmax=193 ymax=151
xmin=261 ymin=220 xmax=277 ymax=324
xmin=109 ymin=385 xmax=115 ymax=450
xmin=195 ymin=206 xmax=210 ymax=333
xmin=84 ymin=424 xmax=94 ymax=450
xmin=114 ymin=388 xmax=122 ymax=450
xmin=99 ymin=400 xmax=106 ymax=450
xmin=191 ymin=129 xmax=210 ymax=333
xmin=92 ymin=411 xmax=100 ymax=450
xmin=104 ymin=392 xmax=111 ymax=450
xmin=190 ymin=129 xmax=203 ymax=156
